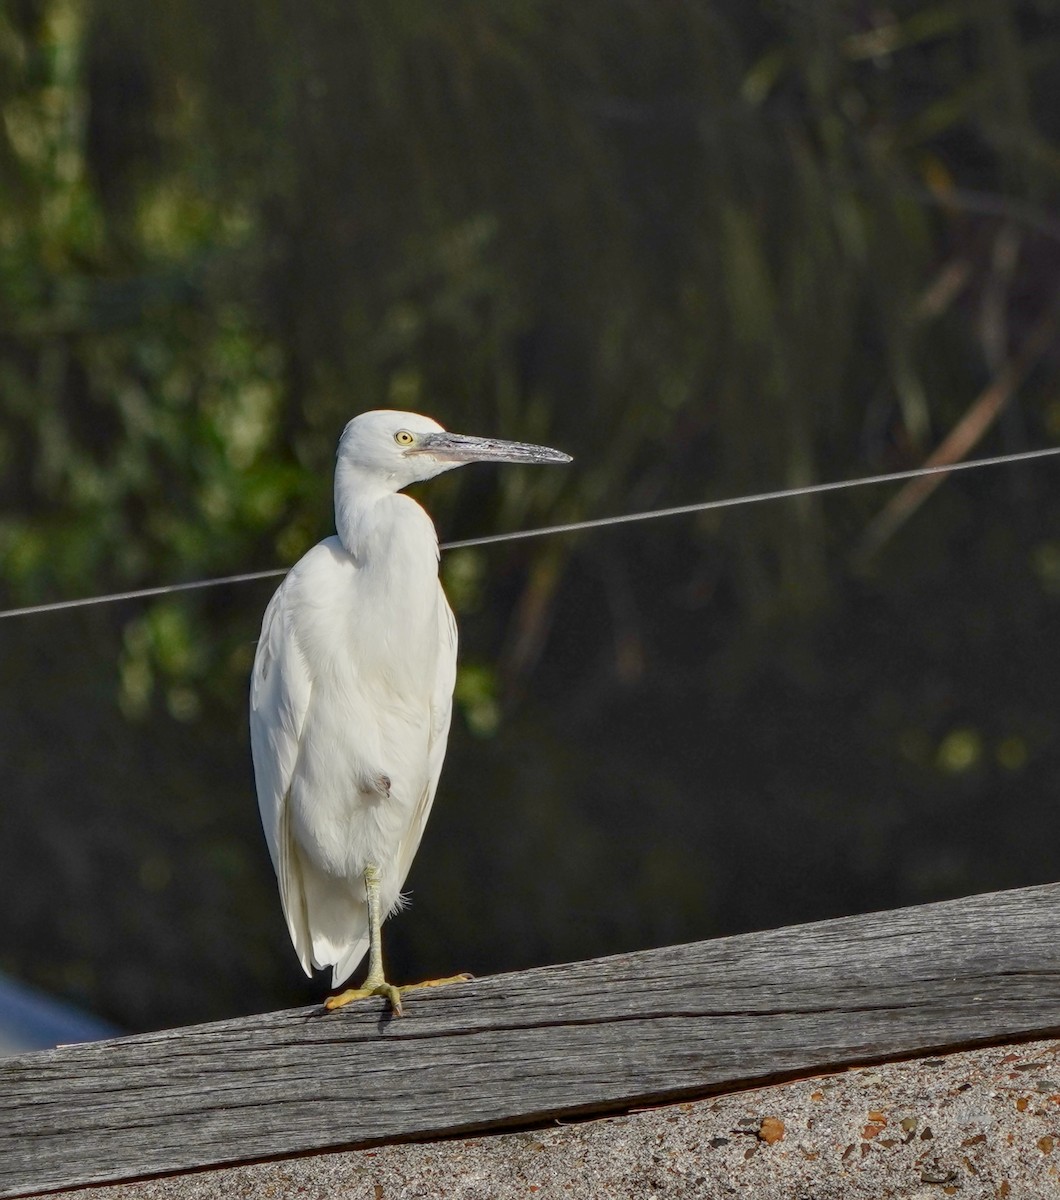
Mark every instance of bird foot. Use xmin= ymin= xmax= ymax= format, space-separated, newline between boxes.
xmin=324 ymin=972 xmax=473 ymax=1017
xmin=325 ymin=979 xmax=405 ymax=1014
xmin=402 ymin=971 xmax=474 ymax=996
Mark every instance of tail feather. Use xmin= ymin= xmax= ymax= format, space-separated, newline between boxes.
xmin=329 ymin=932 xmax=372 ymax=988
xmin=295 ymin=850 xmax=372 ymax=987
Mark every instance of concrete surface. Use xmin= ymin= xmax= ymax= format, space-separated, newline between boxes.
xmin=37 ymin=1039 xmax=1060 ymax=1199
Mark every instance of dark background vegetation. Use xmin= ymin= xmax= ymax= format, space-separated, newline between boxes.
xmin=1 ymin=0 xmax=1059 ymax=1032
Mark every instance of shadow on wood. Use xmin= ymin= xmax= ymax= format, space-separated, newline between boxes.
xmin=2 ymin=883 xmax=1060 ymax=1198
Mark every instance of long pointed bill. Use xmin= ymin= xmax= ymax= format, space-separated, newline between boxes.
xmin=412 ymin=431 xmax=572 ymax=465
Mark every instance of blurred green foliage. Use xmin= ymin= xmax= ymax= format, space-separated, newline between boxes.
xmin=0 ymin=0 xmax=1059 ymax=1031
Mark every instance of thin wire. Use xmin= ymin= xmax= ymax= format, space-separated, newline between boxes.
xmin=444 ymin=443 xmax=1060 ymax=549
xmin=0 ymin=569 xmax=287 ymax=620
xmin=1 ymin=442 xmax=1058 ymax=621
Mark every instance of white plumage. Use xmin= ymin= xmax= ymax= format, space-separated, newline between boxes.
xmin=249 ymin=410 xmax=570 ymax=1011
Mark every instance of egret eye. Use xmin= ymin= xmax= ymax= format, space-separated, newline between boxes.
xmin=394 ymin=430 xmax=415 ymax=446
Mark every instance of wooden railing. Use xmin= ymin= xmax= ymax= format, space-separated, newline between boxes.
xmin=2 ymin=882 xmax=1059 ymax=1197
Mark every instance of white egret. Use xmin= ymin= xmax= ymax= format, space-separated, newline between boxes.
xmin=250 ymin=410 xmax=571 ymax=1014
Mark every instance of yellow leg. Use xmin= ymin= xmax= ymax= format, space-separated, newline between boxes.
xmin=324 ymin=864 xmax=471 ymax=1016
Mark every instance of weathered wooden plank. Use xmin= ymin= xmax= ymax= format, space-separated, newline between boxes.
xmin=2 ymin=883 xmax=1060 ymax=1197
xmin=36 ymin=1038 xmax=1060 ymax=1200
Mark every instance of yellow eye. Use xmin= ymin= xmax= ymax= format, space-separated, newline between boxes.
xmin=395 ymin=430 xmax=415 ymax=446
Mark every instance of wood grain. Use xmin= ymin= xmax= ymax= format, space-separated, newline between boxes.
xmin=3 ymin=883 xmax=1060 ymax=1198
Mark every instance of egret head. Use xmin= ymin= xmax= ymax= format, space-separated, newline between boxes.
xmin=337 ymin=410 xmax=572 ymax=491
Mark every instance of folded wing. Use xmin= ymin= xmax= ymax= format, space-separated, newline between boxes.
xmin=249 ymin=580 xmax=315 ymax=976
xmin=395 ymin=589 xmax=458 ymax=893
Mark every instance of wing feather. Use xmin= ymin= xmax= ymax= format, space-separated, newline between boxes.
xmin=249 ymin=579 xmax=314 ymax=976
xmin=394 ymin=588 xmax=458 ymax=892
